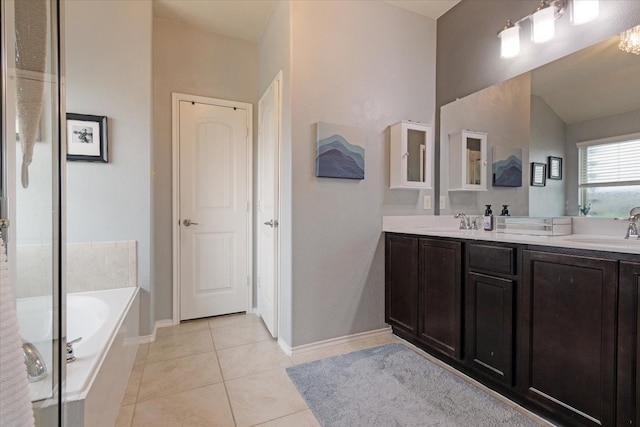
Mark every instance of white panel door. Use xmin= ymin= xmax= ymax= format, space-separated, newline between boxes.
xmin=179 ymin=100 xmax=249 ymax=320
xmin=257 ymin=77 xmax=280 ymax=337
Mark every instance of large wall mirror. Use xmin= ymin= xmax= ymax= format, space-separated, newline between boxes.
xmin=440 ymin=25 xmax=640 ymax=218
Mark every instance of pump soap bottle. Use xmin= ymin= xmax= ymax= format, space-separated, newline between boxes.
xmin=483 ymin=205 xmax=494 ymax=231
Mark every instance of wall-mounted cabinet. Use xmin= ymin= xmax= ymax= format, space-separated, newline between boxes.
xmin=449 ymin=130 xmax=487 ymax=191
xmin=389 ymin=121 xmax=433 ymax=190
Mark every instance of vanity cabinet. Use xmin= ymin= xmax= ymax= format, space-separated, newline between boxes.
xmin=617 ymin=261 xmax=640 ymax=426
xmin=385 ymin=234 xmax=419 ymax=336
xmin=465 ymin=243 xmax=517 ymax=386
xmin=389 ymin=121 xmax=433 ymax=190
xmin=384 ymin=234 xmax=462 ymax=359
xmin=448 ymin=130 xmax=487 ymax=191
xmin=519 ymin=250 xmax=617 ymax=427
xmin=418 ymin=238 xmax=462 ymax=359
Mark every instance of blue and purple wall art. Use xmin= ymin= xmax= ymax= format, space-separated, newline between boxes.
xmin=492 ymin=146 xmax=522 ymax=187
xmin=316 ymin=122 xmax=365 ymax=180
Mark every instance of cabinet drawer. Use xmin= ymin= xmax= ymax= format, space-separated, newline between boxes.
xmin=468 ymin=244 xmax=515 ymax=275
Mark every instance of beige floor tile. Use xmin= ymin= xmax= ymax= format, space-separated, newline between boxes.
xmin=346 ymin=333 xmax=398 ymax=351
xmin=156 ymin=318 xmax=210 ymax=338
xmin=132 ymin=383 xmax=234 ymax=427
xmin=121 ymin=364 xmax=143 ymax=405
xmin=146 ymin=330 xmax=214 ymax=363
xmin=218 ymin=340 xmax=292 ymax=380
xmin=115 ymin=404 xmax=135 ymax=427
xmin=226 ymin=368 xmax=308 ymax=427
xmin=291 ymin=344 xmax=352 ymax=365
xmin=137 ymin=351 xmax=223 ymax=402
xmin=255 ymin=409 xmax=320 ymax=427
xmin=211 ymin=318 xmax=272 ymax=350
xmin=209 ymin=312 xmax=257 ymax=329
xmin=133 ymin=343 xmax=149 ymax=366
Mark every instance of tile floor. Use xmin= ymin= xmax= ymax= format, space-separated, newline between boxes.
xmin=115 ymin=313 xmax=398 ymax=427
xmin=115 ymin=313 xmax=552 ymax=427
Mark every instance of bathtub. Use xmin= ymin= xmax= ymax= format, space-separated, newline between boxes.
xmin=17 ymin=287 xmax=140 ymax=426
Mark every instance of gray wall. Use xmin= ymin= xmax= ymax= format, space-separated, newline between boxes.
xmin=289 ymin=0 xmax=437 ymax=346
xmin=436 ymin=0 xmax=640 ymax=213
xmin=152 ymin=18 xmax=258 ymax=322
xmin=65 ymin=0 xmax=153 ymax=331
xmin=258 ymin=1 xmax=293 ymax=345
xmin=440 ymin=73 xmax=531 ymax=217
xmin=529 ymin=95 xmax=566 ymax=216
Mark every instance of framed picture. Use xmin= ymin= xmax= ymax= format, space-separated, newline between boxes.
xmin=548 ymin=156 xmax=562 ymax=180
xmin=66 ymin=113 xmax=108 ymax=162
xmin=531 ymin=162 xmax=546 ymax=186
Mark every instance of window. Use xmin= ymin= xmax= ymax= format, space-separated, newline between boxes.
xmin=578 ymin=134 xmax=640 ymax=217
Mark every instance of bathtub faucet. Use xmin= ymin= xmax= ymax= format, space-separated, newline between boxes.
xmin=22 ymin=342 xmax=47 ymax=382
xmin=66 ymin=337 xmax=82 ymax=363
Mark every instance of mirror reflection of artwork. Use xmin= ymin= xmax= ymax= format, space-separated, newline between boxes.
xmin=492 ymin=147 xmax=523 ymax=187
xmin=316 ymin=122 xmax=365 ymax=180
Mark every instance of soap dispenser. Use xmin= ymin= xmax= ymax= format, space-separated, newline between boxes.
xmin=483 ymin=205 xmax=494 ymax=231
xmin=500 ymin=205 xmax=510 ymax=216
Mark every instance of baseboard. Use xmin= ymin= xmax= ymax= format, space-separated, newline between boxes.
xmin=282 ymin=327 xmax=392 ymax=357
xmin=136 ymin=319 xmax=174 ymax=344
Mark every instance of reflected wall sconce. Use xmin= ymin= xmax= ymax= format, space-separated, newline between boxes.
xmin=498 ymin=0 xmax=599 ymax=59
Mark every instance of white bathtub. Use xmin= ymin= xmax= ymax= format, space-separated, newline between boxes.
xmin=17 ymin=286 xmax=139 ymax=425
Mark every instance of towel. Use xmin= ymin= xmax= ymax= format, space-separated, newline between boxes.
xmin=0 ymin=236 xmax=35 ymax=427
xmin=15 ymin=0 xmax=47 ymax=189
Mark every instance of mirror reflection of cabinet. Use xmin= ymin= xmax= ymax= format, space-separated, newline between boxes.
xmin=449 ymin=130 xmax=487 ymax=191
xmin=390 ymin=121 xmax=433 ymax=190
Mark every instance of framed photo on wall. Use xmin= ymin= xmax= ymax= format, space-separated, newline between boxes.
xmin=531 ymin=162 xmax=546 ymax=186
xmin=66 ymin=113 xmax=108 ymax=162
xmin=548 ymin=156 xmax=562 ymax=180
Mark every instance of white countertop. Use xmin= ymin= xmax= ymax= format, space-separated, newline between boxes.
xmin=383 ymin=216 xmax=640 ymax=255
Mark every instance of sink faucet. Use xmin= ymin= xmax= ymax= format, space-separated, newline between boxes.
xmin=455 ymin=213 xmax=471 ymax=229
xmin=619 ymin=207 xmax=640 ymax=239
xmin=22 ymin=342 xmax=47 ymax=382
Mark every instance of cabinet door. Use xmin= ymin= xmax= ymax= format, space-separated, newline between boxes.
xmin=418 ymin=238 xmax=462 ymax=359
xmin=466 ymin=272 xmax=514 ymax=385
xmin=385 ymin=234 xmax=419 ymax=336
xmin=618 ymin=261 xmax=640 ymax=426
xmin=519 ymin=250 xmax=617 ymax=427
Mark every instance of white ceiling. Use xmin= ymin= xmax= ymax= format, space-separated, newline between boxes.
xmin=153 ymin=0 xmax=460 ymax=42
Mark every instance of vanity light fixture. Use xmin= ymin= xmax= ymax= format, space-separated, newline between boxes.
xmin=619 ymin=25 xmax=640 ymax=55
xmin=498 ymin=0 xmax=599 ymax=58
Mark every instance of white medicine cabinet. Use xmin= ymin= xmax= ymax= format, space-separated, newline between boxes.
xmin=389 ymin=121 xmax=433 ymax=190
xmin=448 ymin=130 xmax=487 ymax=191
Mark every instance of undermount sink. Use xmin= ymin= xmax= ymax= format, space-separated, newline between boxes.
xmin=563 ymin=236 xmax=640 ymax=246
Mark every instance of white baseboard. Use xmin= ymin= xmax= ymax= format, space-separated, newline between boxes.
xmin=136 ymin=319 xmax=174 ymax=344
xmin=281 ymin=327 xmax=393 ymax=357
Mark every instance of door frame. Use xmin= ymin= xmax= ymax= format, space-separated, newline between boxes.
xmin=257 ymin=71 xmax=283 ymax=337
xmin=171 ymin=92 xmax=253 ymax=324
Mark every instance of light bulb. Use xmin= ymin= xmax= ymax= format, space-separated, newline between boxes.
xmin=499 ymin=22 xmax=520 ymax=59
xmin=531 ymin=4 xmax=555 ymax=43
xmin=572 ymin=0 xmax=599 ymax=25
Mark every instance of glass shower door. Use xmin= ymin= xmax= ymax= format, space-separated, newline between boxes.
xmin=1 ymin=0 xmax=64 ymax=426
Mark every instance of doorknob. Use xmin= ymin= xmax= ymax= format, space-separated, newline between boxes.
xmin=183 ymin=219 xmax=199 ymax=226
xmin=263 ymin=219 xmax=278 ymax=228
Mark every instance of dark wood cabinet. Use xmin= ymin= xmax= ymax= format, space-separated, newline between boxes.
xmin=466 ymin=272 xmax=514 ymax=385
xmin=618 ymin=261 xmax=640 ymax=426
xmin=519 ymin=250 xmax=617 ymax=427
xmin=385 ymin=234 xmax=419 ymax=336
xmin=418 ymin=238 xmax=462 ymax=359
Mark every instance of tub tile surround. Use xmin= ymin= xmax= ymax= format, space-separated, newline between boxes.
xmin=117 ymin=313 xmax=551 ymax=427
xmin=16 ymin=240 xmax=137 ymax=297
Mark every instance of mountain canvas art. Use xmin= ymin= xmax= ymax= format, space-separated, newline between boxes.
xmin=316 ymin=122 xmax=365 ymax=180
xmin=492 ymin=146 xmax=522 ymax=187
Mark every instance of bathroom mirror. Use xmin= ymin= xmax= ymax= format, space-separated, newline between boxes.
xmin=440 ymin=27 xmax=640 ymax=218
